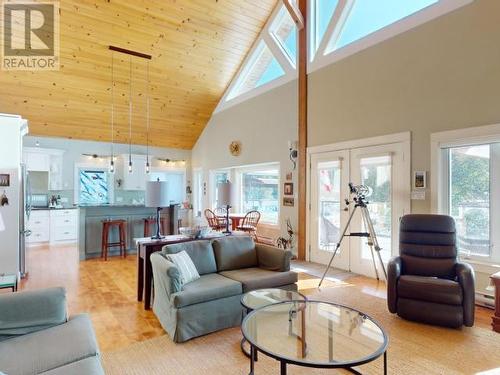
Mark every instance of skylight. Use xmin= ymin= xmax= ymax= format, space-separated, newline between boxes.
xmin=326 ymin=0 xmax=439 ymax=53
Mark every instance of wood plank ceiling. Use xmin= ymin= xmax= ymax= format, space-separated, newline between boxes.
xmin=0 ymin=0 xmax=277 ymax=149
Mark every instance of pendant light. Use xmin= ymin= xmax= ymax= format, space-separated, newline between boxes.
xmin=109 ymin=51 xmax=115 ymax=173
xmin=145 ymin=61 xmax=150 ymax=174
xmin=128 ymin=56 xmax=133 ymax=173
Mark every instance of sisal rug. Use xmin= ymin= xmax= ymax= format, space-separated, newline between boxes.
xmin=103 ymin=275 xmax=500 ymax=375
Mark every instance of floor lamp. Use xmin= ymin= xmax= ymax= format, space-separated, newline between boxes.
xmin=145 ymin=180 xmax=169 ymax=239
xmin=218 ymin=181 xmax=232 ymax=234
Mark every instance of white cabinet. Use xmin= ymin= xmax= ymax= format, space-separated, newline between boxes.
xmin=27 ymin=210 xmax=50 ymax=244
xmin=121 ymin=154 xmax=147 ymax=190
xmin=24 ymin=148 xmax=65 ymax=189
xmin=50 ymin=209 xmax=78 ymax=243
xmin=24 ymin=151 xmax=50 ymax=172
xmin=26 ymin=209 xmax=78 ymax=244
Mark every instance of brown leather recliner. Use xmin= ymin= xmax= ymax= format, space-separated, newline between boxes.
xmin=387 ymin=214 xmax=475 ymax=328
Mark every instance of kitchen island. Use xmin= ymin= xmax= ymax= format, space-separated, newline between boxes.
xmin=77 ymin=204 xmax=181 ymax=260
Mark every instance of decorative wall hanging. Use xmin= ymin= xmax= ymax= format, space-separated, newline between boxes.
xmin=229 ymin=141 xmax=242 ymax=156
xmin=1 ymin=190 xmax=9 ymax=206
xmin=0 ymin=174 xmax=10 ymax=187
xmin=284 ymin=182 xmax=294 ymax=196
xmin=283 ymin=197 xmax=294 ymax=207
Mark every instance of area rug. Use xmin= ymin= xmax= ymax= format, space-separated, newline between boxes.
xmin=103 ymin=275 xmax=500 ymax=374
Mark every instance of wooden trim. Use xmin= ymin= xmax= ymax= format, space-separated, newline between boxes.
xmin=109 ymin=45 xmax=152 ymax=60
xmin=297 ymin=0 xmax=307 ymax=261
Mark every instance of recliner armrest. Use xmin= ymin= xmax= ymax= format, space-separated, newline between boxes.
xmin=387 ymin=256 xmax=402 ymax=313
xmin=256 ymin=243 xmax=292 ymax=272
xmin=0 ymin=287 xmax=67 ymax=341
xmin=455 ymin=262 xmax=475 ymax=327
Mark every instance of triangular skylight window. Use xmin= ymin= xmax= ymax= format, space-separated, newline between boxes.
xmin=311 ymin=0 xmax=338 ymax=56
xmin=326 ymin=0 xmax=438 ymax=53
xmin=270 ymin=6 xmax=297 ymax=66
xmin=226 ymin=41 xmax=286 ymax=101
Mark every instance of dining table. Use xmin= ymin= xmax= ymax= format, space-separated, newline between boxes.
xmin=217 ymin=212 xmax=246 ymax=229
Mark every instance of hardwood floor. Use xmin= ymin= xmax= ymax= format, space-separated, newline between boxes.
xmin=19 ymin=243 xmax=494 ymax=353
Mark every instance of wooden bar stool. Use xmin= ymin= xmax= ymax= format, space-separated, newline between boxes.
xmin=101 ymin=219 xmax=127 ymax=261
xmin=143 ymin=216 xmax=168 ymax=237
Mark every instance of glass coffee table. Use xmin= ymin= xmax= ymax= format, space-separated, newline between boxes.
xmin=240 ymin=289 xmax=307 ymax=359
xmin=242 ymin=300 xmax=388 ymax=375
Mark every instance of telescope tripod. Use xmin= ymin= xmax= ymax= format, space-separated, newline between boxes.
xmin=318 ymin=200 xmax=387 ymax=288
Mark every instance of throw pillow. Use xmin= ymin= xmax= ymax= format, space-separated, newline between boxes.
xmin=166 ymin=250 xmax=200 ymax=286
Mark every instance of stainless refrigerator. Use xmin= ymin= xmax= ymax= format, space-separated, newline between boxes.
xmin=19 ymin=164 xmax=32 ymax=278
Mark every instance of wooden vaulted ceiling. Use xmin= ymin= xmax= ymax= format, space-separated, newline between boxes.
xmin=0 ymin=0 xmax=278 ymax=149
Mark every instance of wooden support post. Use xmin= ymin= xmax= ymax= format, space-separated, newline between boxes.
xmin=297 ymin=0 xmax=308 ymax=260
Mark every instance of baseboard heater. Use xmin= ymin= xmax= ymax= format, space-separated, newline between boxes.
xmin=476 ymin=290 xmax=495 ymax=309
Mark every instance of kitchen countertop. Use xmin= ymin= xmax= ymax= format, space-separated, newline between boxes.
xmin=77 ymin=204 xmax=147 ymax=208
xmin=32 ymin=206 xmax=78 ymax=210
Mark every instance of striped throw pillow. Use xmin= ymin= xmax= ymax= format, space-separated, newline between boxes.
xmin=166 ymin=250 xmax=200 ymax=286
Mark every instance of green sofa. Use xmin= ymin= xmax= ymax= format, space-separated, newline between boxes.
xmin=0 ymin=287 xmax=104 ymax=375
xmin=151 ymin=236 xmax=297 ymax=343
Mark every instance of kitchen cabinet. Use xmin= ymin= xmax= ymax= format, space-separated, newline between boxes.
xmin=24 ymin=147 xmax=65 ymax=190
xmin=27 ymin=209 xmax=78 ymax=245
xmin=24 ymin=151 xmax=50 ymax=172
xmin=121 ymin=154 xmax=147 ymax=190
xmin=27 ymin=210 xmax=50 ymax=244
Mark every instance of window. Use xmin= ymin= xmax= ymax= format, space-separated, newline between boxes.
xmin=239 ymin=165 xmax=280 ymax=225
xmin=226 ymin=41 xmax=286 ymax=101
xmin=270 ymin=6 xmax=297 ymax=66
xmin=309 ymin=0 xmax=472 ymax=72
xmin=212 ymin=170 xmax=230 ymax=208
xmin=447 ymin=145 xmax=491 ymax=258
xmin=79 ymin=170 xmax=109 ymax=205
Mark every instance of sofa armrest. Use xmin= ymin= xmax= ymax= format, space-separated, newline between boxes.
xmin=0 ymin=287 xmax=67 ymax=341
xmin=455 ymin=262 xmax=475 ymax=327
xmin=387 ymin=256 xmax=402 ymax=314
xmin=256 ymin=243 xmax=292 ymax=272
xmin=151 ymin=252 xmax=182 ymax=298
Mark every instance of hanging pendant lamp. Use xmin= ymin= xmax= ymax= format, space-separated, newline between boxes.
xmin=145 ymin=61 xmax=150 ymax=174
xmin=128 ymin=56 xmax=133 ymax=173
xmin=109 ymin=52 xmax=115 ymax=173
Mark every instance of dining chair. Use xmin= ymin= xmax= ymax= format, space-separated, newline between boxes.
xmin=204 ymin=208 xmax=225 ymax=231
xmin=237 ymin=210 xmax=261 ymax=239
xmin=214 ymin=207 xmax=229 ymax=230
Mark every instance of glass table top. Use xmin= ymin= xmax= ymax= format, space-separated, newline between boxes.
xmin=241 ymin=288 xmax=306 ymax=311
xmin=241 ymin=300 xmax=387 ymax=368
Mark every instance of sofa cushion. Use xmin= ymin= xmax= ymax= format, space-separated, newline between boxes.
xmin=0 ymin=314 xmax=100 ymax=375
xmin=172 ymin=273 xmax=242 ymax=308
xmin=212 ymin=236 xmax=257 ymax=272
xmin=163 ymin=240 xmax=217 ymax=275
xmin=40 ymin=356 xmax=104 ymax=375
xmin=0 ymin=287 xmax=67 ymax=342
xmin=398 ymin=275 xmax=463 ymax=305
xmin=220 ymin=268 xmax=298 ymax=293
xmin=166 ymin=250 xmax=200 ymax=286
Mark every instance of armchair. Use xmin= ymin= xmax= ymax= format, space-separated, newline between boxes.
xmin=387 ymin=214 xmax=475 ymax=328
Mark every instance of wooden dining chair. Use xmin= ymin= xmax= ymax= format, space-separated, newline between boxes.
xmin=236 ymin=210 xmax=261 ymax=239
xmin=204 ymin=208 xmax=225 ymax=231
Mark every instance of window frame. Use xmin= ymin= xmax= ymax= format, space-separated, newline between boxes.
xmin=308 ymin=0 xmax=474 ymax=74
xmin=235 ymin=162 xmax=281 ymax=226
xmin=431 ymin=124 xmax=500 ymax=265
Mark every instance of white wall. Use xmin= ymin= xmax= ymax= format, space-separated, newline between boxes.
xmin=191 ymin=80 xmax=298 ymax=243
xmin=0 ymin=115 xmax=26 ymax=276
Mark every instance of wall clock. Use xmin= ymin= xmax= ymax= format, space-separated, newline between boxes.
xmin=229 ymin=141 xmax=242 ymax=156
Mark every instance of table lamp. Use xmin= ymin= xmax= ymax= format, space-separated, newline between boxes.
xmin=0 ymin=211 xmax=4 ymax=232
xmin=145 ymin=180 xmax=169 ymax=239
xmin=217 ymin=181 xmax=232 ymax=234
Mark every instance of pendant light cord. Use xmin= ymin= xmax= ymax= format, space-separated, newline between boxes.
xmin=129 ymin=56 xmax=133 ymax=169
xmin=146 ymin=61 xmax=150 ymax=170
xmin=110 ymin=51 xmax=115 ymax=165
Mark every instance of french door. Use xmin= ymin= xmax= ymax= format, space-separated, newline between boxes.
xmin=309 ymin=142 xmax=409 ymax=278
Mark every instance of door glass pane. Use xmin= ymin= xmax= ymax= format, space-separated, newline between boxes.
xmin=360 ymin=156 xmax=392 ymax=261
xmin=449 ymin=145 xmax=490 ymax=257
xmin=317 ymin=161 xmax=341 ymax=251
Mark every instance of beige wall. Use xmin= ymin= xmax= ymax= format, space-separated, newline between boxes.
xmin=308 ymin=0 xmax=500 ymax=212
xmin=191 ymin=80 xmax=298 ymax=242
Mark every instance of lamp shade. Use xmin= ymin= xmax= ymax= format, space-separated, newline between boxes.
xmin=217 ymin=181 xmax=232 ymax=206
xmin=145 ymin=181 xmax=169 ymax=208
xmin=0 ymin=212 xmax=4 ymax=232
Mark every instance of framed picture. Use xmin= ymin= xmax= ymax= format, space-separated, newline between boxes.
xmin=413 ymin=171 xmax=426 ymax=189
xmin=284 ymin=182 xmax=294 ymax=196
xmin=283 ymin=197 xmax=294 ymax=207
xmin=285 ymin=172 xmax=293 ymax=181
xmin=0 ymin=174 xmax=10 ymax=187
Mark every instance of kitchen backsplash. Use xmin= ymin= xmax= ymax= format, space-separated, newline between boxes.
xmin=47 ymin=189 xmax=146 ymax=206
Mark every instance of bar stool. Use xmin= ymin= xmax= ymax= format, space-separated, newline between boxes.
xmin=101 ymin=219 xmax=127 ymax=261
xmin=143 ymin=216 xmax=168 ymax=237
